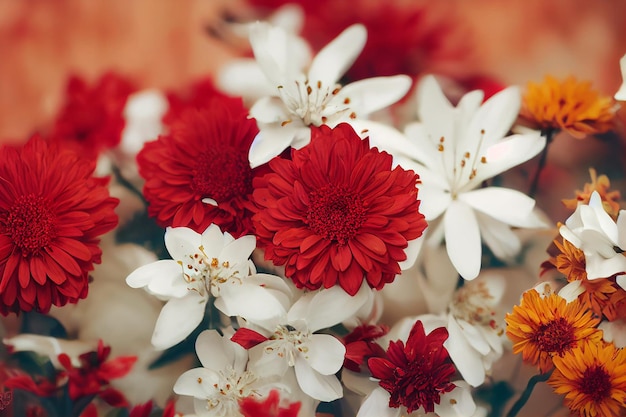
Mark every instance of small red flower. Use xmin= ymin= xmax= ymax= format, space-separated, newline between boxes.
xmin=252 ymin=123 xmax=426 ymax=295
xmin=137 ymin=98 xmax=261 ymax=237
xmin=58 ymin=340 xmax=137 ymax=407
xmin=367 ymin=321 xmax=456 ymax=414
xmin=49 ymin=72 xmax=135 ymax=159
xmin=343 ymin=324 xmax=388 ymax=373
xmin=0 ymin=136 xmax=119 ymax=315
xmin=239 ymin=390 xmax=301 ymax=417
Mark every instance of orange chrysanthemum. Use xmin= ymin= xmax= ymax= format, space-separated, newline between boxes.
xmin=562 ymin=168 xmax=621 ymax=219
xmin=548 ymin=340 xmax=626 ymax=417
xmin=520 ymin=75 xmax=616 ymax=138
xmin=505 ymin=289 xmax=602 ymax=372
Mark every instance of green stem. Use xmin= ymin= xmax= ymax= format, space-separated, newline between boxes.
xmin=506 ymin=370 xmax=553 ymax=417
xmin=528 ymin=128 xmax=556 ymax=198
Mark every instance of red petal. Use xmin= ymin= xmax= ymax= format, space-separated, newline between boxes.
xmin=231 ymin=328 xmax=269 ymax=349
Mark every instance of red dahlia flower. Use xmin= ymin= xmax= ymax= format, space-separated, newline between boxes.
xmin=137 ymin=98 xmax=260 ymax=237
xmin=239 ymin=390 xmax=301 ymax=417
xmin=0 ymin=136 xmax=119 ymax=315
xmin=252 ymin=123 xmax=426 ymax=295
xmin=368 ymin=321 xmax=456 ymax=414
xmin=49 ymin=72 xmax=135 ymax=160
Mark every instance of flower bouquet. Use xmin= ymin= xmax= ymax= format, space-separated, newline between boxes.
xmin=1 ymin=2 xmax=626 ymax=417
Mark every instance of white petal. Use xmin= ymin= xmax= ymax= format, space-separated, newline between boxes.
xmin=398 ymin=234 xmax=423 ymax=270
xmin=436 ymin=381 xmax=477 ymax=417
xmin=164 ymin=227 xmax=201 ymax=260
xmin=152 ymin=292 xmax=207 ymax=350
xmin=219 ymin=235 xmax=256 ymax=263
xmin=173 ymin=368 xmax=219 ymax=398
xmin=464 ymin=86 xmax=520 ymax=150
xmin=126 ymin=259 xmax=177 ymax=290
xmin=248 ymin=126 xmax=301 ymax=168
xmin=617 ymin=275 xmax=626 ymax=290
xmin=249 ymin=96 xmax=291 ymax=124
xmin=417 ymin=76 xmax=455 ymax=148
xmin=474 ymin=212 xmax=521 ymax=261
xmin=334 ymin=75 xmax=412 ymax=117
xmin=350 ymin=120 xmax=420 ymax=162
xmin=294 ymin=355 xmax=343 ymax=401
xmin=304 ymin=334 xmax=345 ymax=375
xmin=615 ymin=53 xmax=626 ymax=101
xmin=462 ymin=134 xmax=546 ymax=190
xmin=416 ymin=180 xmax=453 ymax=221
xmin=216 ymin=281 xmax=288 ymax=321
xmin=558 ymin=280 xmax=585 ymax=303
xmin=444 ymin=200 xmax=481 ymax=280
xmin=356 ymin=388 xmax=398 ymax=417
xmin=585 ymin=252 xmax=626 ymax=280
xmin=403 ymin=122 xmax=442 ymax=171
xmin=307 ymin=24 xmax=366 ymax=88
xmin=3 ymin=335 xmax=93 ymax=369
xmin=294 ymin=283 xmax=370 ymax=332
xmin=445 ymin=316 xmax=486 ymax=387
xmin=460 ymin=187 xmax=541 ymax=228
xmin=217 ymin=59 xmax=277 ymax=99
xmin=194 ymin=330 xmax=233 ymax=371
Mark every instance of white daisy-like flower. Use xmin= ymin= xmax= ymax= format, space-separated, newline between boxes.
xmin=382 ymin=75 xmax=547 ymax=279
xmin=173 ymin=329 xmax=275 ymax=417
xmin=559 ymin=191 xmax=626 ymax=289
xmin=245 ymin=22 xmax=412 ymax=167
xmin=234 ymin=283 xmax=370 ymax=402
xmin=126 ymin=224 xmax=291 ymax=350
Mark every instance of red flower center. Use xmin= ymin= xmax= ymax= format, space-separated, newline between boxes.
xmin=5 ymin=194 xmax=56 ymax=255
xmin=191 ymin=147 xmax=252 ymax=202
xmin=580 ymin=365 xmax=612 ymax=403
xmin=381 ymin=356 xmax=452 ymax=413
xmin=307 ymin=184 xmax=366 ymax=244
xmin=532 ymin=317 xmax=576 ymax=355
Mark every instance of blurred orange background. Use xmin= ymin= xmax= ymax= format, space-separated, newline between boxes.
xmin=1 ymin=0 xmax=625 ymax=141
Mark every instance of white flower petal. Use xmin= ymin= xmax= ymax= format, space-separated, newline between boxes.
xmin=307 ymin=24 xmax=366 ymax=89
xmin=3 ymin=335 xmax=93 ymax=369
xmin=217 ymin=59 xmax=277 ymax=99
xmin=356 ymin=388 xmax=398 ymax=417
xmin=398 ymin=234 xmax=424 ymax=270
xmin=248 ymin=126 xmax=301 ymax=168
xmin=436 ymin=381 xmax=477 ymax=417
xmin=295 ymin=283 xmax=370 ymax=332
xmin=216 ymin=281 xmax=288 ymax=321
xmin=304 ymin=334 xmax=345 ymax=375
xmin=249 ymin=96 xmax=291 ymax=124
xmin=335 ymin=75 xmax=412 ymax=117
xmin=126 ymin=259 xmax=178 ymax=291
xmin=444 ymin=200 xmax=481 ymax=280
xmin=249 ymin=23 xmax=307 ymax=85
xmin=194 ymin=330 xmax=233 ymax=372
xmin=460 ymin=187 xmax=541 ymax=228
xmin=417 ymin=76 xmax=455 ymax=149
xmin=294 ymin=355 xmax=343 ymax=401
xmin=615 ymin=53 xmax=626 ymax=101
xmin=445 ymin=316 xmax=486 ymax=387
xmin=152 ymin=292 xmax=207 ymax=350
xmin=164 ymin=227 xmax=201 ymax=260
xmin=219 ymin=235 xmax=256 ymax=264
xmin=617 ymin=275 xmax=626 ymax=290
xmin=173 ymin=368 xmax=219 ymax=398
xmin=475 ymin=212 xmax=521 ymax=261
xmin=464 ymin=86 xmax=520 ymax=150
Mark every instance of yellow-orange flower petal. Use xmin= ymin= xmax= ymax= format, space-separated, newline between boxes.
xmin=548 ymin=340 xmax=626 ymax=417
xmin=562 ymin=168 xmax=621 ymax=219
xmin=505 ymin=289 xmax=602 ymax=373
xmin=521 ymin=75 xmax=616 ymax=139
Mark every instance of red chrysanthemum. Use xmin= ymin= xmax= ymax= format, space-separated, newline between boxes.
xmin=367 ymin=321 xmax=456 ymax=414
xmin=0 ymin=136 xmax=119 ymax=315
xmin=48 ymin=72 xmax=135 ymax=160
xmin=239 ymin=390 xmax=301 ymax=417
xmin=137 ymin=98 xmax=261 ymax=237
xmin=252 ymin=123 xmax=426 ymax=295
xmin=163 ymin=77 xmax=235 ymax=127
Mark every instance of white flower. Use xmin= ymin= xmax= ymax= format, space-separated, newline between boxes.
xmin=237 ymin=284 xmax=370 ymax=401
xmin=615 ymin=53 xmax=626 ymax=101
xmin=559 ymin=191 xmax=626 ymax=282
xmin=126 ymin=224 xmax=291 ymax=350
xmin=174 ymin=329 xmax=274 ymax=417
xmin=245 ymin=22 xmax=412 ymax=167
xmin=386 ymin=75 xmax=547 ymax=279
xmin=3 ymin=334 xmax=95 ymax=369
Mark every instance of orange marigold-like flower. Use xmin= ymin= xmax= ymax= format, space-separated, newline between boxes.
xmin=520 ymin=75 xmax=616 ymax=138
xmin=548 ymin=340 xmax=626 ymax=417
xmin=562 ymin=168 xmax=621 ymax=219
xmin=505 ymin=289 xmax=602 ymax=373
